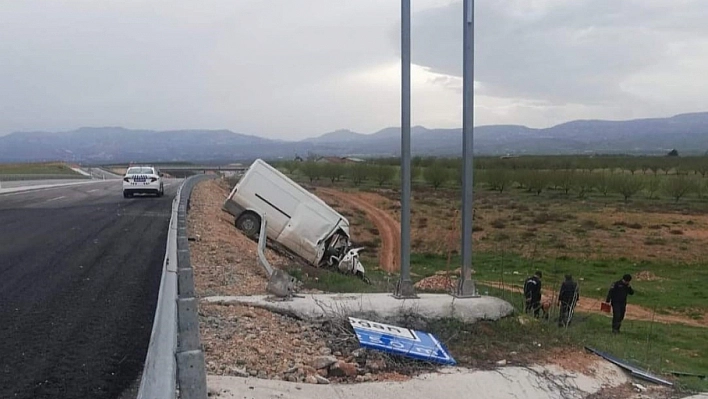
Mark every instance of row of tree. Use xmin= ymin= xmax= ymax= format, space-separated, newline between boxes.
xmin=362 ymin=155 xmax=708 ymax=176
xmin=277 ymin=160 xmax=707 ymax=202
xmin=480 ymin=169 xmax=705 ymax=202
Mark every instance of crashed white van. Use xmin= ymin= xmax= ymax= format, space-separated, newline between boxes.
xmin=222 ymin=159 xmax=367 ymax=280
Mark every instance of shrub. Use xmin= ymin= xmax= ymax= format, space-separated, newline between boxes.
xmin=490 ymin=219 xmax=507 ymax=229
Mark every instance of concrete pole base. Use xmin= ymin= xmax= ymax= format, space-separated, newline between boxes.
xmin=452 ymin=278 xmax=480 ymax=298
xmin=393 ymin=279 xmax=418 ymax=299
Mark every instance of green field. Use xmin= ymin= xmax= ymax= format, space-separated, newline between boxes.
xmin=427 ymin=304 xmax=708 ymax=392
xmin=410 ymin=253 xmax=708 ymax=315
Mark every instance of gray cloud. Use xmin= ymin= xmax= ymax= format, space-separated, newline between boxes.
xmin=1 ymin=0 xmax=707 ymax=138
xmin=413 ymin=0 xmax=708 ymax=109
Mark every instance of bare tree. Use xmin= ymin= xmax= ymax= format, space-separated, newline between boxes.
xmin=610 ymin=175 xmax=644 ymax=202
xmin=423 ymin=162 xmax=450 ymax=189
xmin=350 ymin=163 xmax=371 ymax=186
xmin=374 ymin=164 xmax=396 ymax=186
xmin=593 ymin=172 xmax=611 ymax=196
xmin=485 ymin=169 xmax=512 ymax=193
xmin=300 ymin=161 xmax=322 ymax=182
xmin=644 ymin=176 xmax=661 ymax=199
xmin=663 ymin=175 xmax=697 ymax=202
xmin=573 ymin=172 xmax=595 ymax=198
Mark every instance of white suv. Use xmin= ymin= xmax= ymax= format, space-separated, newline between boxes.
xmin=123 ymin=166 xmax=164 ymax=198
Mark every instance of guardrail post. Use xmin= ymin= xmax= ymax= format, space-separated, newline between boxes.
xmin=256 ymin=214 xmax=274 ymax=278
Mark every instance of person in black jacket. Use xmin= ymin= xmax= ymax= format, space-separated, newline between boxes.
xmin=605 ymin=274 xmax=634 ymax=333
xmin=523 ymin=271 xmax=543 ymax=317
xmin=558 ymin=274 xmax=579 ymax=327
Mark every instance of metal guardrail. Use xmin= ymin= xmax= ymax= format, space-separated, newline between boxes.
xmin=137 ymin=175 xmax=212 ymax=399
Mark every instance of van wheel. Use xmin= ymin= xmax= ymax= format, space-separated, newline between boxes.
xmin=236 ymin=213 xmax=260 ymax=237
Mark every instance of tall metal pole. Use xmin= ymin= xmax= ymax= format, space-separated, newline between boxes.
xmin=394 ymin=0 xmax=416 ymax=299
xmin=454 ymin=0 xmax=479 ymax=298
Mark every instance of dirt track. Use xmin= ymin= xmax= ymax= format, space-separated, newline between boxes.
xmin=317 ymin=188 xmax=400 ymax=273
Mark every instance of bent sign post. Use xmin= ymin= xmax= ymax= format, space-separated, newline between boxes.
xmin=348 ymin=317 xmax=456 ymax=365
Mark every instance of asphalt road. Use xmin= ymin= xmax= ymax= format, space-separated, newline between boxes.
xmin=0 ymin=179 xmax=181 ymax=399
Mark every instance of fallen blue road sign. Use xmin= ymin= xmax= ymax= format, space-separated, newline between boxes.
xmin=348 ymin=317 xmax=456 ymax=365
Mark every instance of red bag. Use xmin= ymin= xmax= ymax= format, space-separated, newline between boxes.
xmin=600 ymin=302 xmax=611 ymax=313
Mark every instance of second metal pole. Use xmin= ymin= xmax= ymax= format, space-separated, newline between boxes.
xmin=454 ymin=0 xmax=478 ymax=298
xmin=394 ymin=0 xmax=416 ymax=299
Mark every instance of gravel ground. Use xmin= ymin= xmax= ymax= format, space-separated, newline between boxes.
xmin=187 ymin=179 xmax=289 ymax=297
xmin=189 ymin=179 xmax=418 ymax=384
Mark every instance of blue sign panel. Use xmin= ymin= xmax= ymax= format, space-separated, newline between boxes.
xmin=348 ymin=317 xmax=456 ymax=365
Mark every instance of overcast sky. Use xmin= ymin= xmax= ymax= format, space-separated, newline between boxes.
xmin=2 ymin=0 xmax=707 ymax=140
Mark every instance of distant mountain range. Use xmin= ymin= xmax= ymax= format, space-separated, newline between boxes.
xmin=2 ymin=113 xmax=708 ymax=163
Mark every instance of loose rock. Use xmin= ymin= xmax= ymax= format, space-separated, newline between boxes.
xmin=311 ymin=356 xmax=338 ymax=370
xmin=329 ymin=361 xmax=358 ymax=378
xmin=315 ymin=375 xmax=330 ymax=384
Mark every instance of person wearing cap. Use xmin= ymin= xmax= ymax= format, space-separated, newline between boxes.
xmin=558 ymin=274 xmax=579 ymax=327
xmin=605 ymin=274 xmax=634 ymax=333
xmin=523 ymin=271 xmax=543 ymax=317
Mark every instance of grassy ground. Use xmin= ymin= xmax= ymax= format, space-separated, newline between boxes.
xmin=0 ymin=162 xmax=80 ymax=175
xmin=294 ymin=268 xmax=707 ymax=391
xmin=295 ymin=250 xmax=708 ymax=315
xmin=409 ymin=253 xmax=708 ymax=315
xmin=426 ymin=305 xmax=708 ymax=392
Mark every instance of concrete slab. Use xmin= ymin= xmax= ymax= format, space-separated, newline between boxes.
xmin=207 ymin=362 xmax=628 ymax=399
xmin=202 ymin=293 xmax=514 ymax=323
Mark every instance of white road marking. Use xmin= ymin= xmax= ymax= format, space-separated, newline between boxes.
xmin=87 ymin=189 xmax=100 ymax=193
xmin=45 ymin=196 xmax=66 ymax=203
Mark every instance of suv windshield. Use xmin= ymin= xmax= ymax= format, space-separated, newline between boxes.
xmin=127 ymin=167 xmax=155 ymax=175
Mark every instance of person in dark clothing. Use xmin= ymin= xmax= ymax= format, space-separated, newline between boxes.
xmin=558 ymin=274 xmax=579 ymax=327
xmin=605 ymin=274 xmax=634 ymax=333
xmin=524 ymin=271 xmax=543 ymax=317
